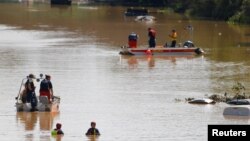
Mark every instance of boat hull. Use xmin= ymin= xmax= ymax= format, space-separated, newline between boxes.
xmin=120 ymin=46 xmax=204 ymax=56
xmin=15 ymin=96 xmax=60 ymax=112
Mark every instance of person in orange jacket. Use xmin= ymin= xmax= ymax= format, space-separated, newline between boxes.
xmin=169 ymin=29 xmax=177 ymax=47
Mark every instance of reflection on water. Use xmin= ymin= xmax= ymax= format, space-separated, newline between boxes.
xmin=87 ymin=135 xmax=100 ymax=141
xmin=52 ymin=134 xmax=63 ymax=141
xmin=17 ymin=112 xmax=38 ymax=131
xmin=223 ymin=115 xmax=250 ymax=121
xmin=16 ymin=112 xmax=59 ymax=141
xmin=120 ymin=55 xmax=197 ymax=69
xmin=16 ymin=112 xmax=59 ymax=131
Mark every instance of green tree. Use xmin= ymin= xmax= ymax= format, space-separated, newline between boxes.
xmin=229 ymin=0 xmax=250 ymax=24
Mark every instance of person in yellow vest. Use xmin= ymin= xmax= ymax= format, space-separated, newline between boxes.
xmin=51 ymin=123 xmax=64 ymax=135
xmin=85 ymin=121 xmax=100 ymax=136
xmin=169 ymin=29 xmax=177 ymax=47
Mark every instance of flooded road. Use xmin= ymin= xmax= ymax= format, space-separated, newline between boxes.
xmin=0 ymin=1 xmax=250 ymax=141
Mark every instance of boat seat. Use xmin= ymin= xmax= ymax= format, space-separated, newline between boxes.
xmin=39 ymin=96 xmax=49 ymax=104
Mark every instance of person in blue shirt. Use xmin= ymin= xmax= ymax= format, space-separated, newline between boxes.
xmin=40 ymin=74 xmax=54 ymax=103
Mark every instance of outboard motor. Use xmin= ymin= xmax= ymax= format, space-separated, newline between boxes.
xmin=183 ymin=40 xmax=195 ymax=48
xmin=194 ymin=48 xmax=204 ymax=55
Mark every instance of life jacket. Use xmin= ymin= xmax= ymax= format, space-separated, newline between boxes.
xmin=51 ymin=129 xmax=64 ymax=135
xmin=25 ymin=79 xmax=35 ymax=92
xmin=170 ymin=32 xmax=177 ymax=40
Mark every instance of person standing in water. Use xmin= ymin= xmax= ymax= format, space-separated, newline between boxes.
xmin=85 ymin=121 xmax=100 ymax=136
xmin=51 ymin=123 xmax=64 ymax=135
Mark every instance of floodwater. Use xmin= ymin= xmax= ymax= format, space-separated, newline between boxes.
xmin=0 ymin=1 xmax=250 ymax=141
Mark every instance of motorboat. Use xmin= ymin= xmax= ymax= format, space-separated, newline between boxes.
xmin=188 ymin=98 xmax=215 ymax=104
xmin=120 ymin=40 xmax=204 ymax=56
xmin=15 ymin=74 xmax=60 ymax=112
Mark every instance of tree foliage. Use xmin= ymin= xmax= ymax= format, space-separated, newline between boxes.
xmin=96 ymin=0 xmax=250 ymax=24
xmin=229 ymin=0 xmax=250 ymax=24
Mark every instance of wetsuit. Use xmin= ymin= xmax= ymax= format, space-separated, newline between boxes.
xmin=85 ymin=128 xmax=100 ymax=136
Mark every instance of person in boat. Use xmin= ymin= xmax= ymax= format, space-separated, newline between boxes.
xmin=85 ymin=121 xmax=100 ymax=136
xmin=20 ymin=74 xmax=34 ymax=103
xmin=128 ymin=32 xmax=138 ymax=48
xmin=51 ymin=123 xmax=64 ymax=135
xmin=169 ymin=29 xmax=177 ymax=47
xmin=39 ymin=74 xmax=54 ymax=103
xmin=148 ymin=27 xmax=156 ymax=48
xmin=25 ymin=74 xmax=38 ymax=111
xmin=20 ymin=84 xmax=28 ymax=103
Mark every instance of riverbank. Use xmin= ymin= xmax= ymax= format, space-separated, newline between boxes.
xmin=91 ymin=0 xmax=250 ymax=24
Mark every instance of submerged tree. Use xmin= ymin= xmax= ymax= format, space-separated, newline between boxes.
xmin=231 ymin=82 xmax=246 ymax=99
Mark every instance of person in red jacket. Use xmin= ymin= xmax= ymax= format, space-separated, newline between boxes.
xmin=148 ymin=27 xmax=156 ymax=48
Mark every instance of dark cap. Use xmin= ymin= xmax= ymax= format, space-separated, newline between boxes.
xmin=28 ymin=74 xmax=35 ymax=79
xmin=45 ymin=74 xmax=51 ymax=78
